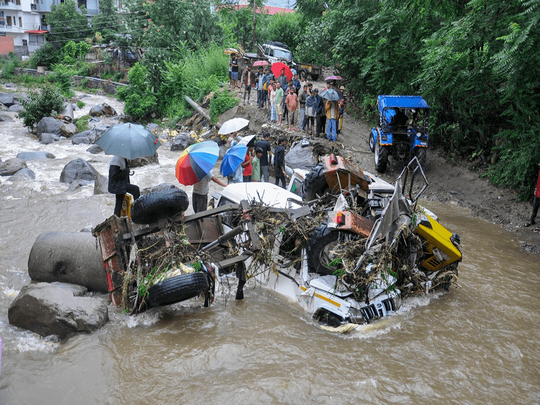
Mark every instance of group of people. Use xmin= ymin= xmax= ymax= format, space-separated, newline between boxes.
xmin=225 ymin=132 xmax=288 ymax=188
xmin=229 ymin=53 xmax=346 ymax=141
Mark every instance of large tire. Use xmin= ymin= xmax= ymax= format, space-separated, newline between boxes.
xmin=147 ymin=272 xmax=209 ymax=308
xmin=307 ymin=223 xmax=349 ymax=275
xmin=302 ymin=163 xmax=329 ymax=201
xmin=131 ymin=188 xmax=189 ymax=224
xmin=415 ymin=147 xmax=427 ymax=167
xmin=375 ymin=140 xmax=389 ymax=173
xmin=299 ymin=69 xmax=307 ymax=80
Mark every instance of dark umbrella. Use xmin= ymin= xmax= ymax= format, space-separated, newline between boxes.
xmin=319 ymin=88 xmax=344 ymax=102
xmin=97 ymin=123 xmax=161 ymax=159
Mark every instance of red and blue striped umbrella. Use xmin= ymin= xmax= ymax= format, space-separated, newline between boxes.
xmin=175 ymin=141 xmax=219 ymax=186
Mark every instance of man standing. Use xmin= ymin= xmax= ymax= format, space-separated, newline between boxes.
xmin=298 ymin=84 xmax=307 ymax=131
xmin=325 ymin=99 xmax=339 ymax=142
xmin=278 ymin=69 xmax=288 ymax=90
xmin=255 ymin=132 xmax=272 ymax=182
xmin=274 ymin=137 xmax=287 ymax=189
xmin=293 ymin=73 xmax=301 ymax=95
xmin=286 ymin=86 xmax=298 ymax=131
xmin=525 ymin=160 xmax=540 ymax=227
xmin=315 ymin=90 xmax=324 ymax=137
xmin=252 ymin=147 xmax=263 ymax=182
xmin=192 ymin=169 xmax=227 ymax=213
xmin=229 ymin=53 xmax=239 ymax=89
xmin=241 ymin=147 xmax=253 ymax=182
xmin=274 ymin=82 xmax=284 ymax=126
xmin=256 ymin=67 xmax=265 ymax=108
xmin=241 ymin=65 xmax=256 ymax=105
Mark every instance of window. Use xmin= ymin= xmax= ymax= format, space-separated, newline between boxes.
xmin=22 ymin=39 xmax=27 ymax=46
xmin=16 ymin=0 xmax=20 ymax=5
xmin=6 ymin=16 xmax=12 ymax=26
xmin=19 ymin=17 xmax=22 ymax=27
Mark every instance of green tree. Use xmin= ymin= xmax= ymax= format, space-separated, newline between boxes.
xmin=90 ymin=0 xmax=120 ymax=44
xmin=117 ymin=63 xmax=157 ymax=120
xmin=46 ymin=0 xmax=92 ymax=44
xmin=19 ymin=84 xmax=65 ymax=129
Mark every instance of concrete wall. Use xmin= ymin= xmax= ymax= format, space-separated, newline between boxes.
xmin=15 ymin=68 xmax=126 ymax=95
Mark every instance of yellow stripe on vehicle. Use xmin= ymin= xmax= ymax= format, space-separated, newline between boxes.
xmin=300 ymin=286 xmax=341 ymax=308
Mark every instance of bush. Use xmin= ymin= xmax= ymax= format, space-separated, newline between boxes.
xmin=1 ymin=52 xmax=19 ymax=80
xmin=77 ymin=100 xmax=85 ymax=109
xmin=75 ymin=115 xmax=90 ymax=132
xmin=18 ymin=83 xmax=65 ymax=129
xmin=28 ymin=43 xmax=60 ymax=69
xmin=209 ymin=90 xmax=238 ymax=123
xmin=117 ymin=63 xmax=157 ymax=120
xmin=51 ymin=64 xmax=75 ymax=96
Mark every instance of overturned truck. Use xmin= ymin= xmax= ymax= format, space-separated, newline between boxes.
xmin=93 ymin=156 xmax=462 ymax=329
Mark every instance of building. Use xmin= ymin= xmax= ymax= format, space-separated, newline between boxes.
xmin=237 ymin=0 xmax=294 ymax=15
xmin=0 ymin=0 xmax=98 ymax=57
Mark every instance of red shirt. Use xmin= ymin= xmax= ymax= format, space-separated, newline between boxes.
xmin=243 ymin=153 xmax=252 ymax=176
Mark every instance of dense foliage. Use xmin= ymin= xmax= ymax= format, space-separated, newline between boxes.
xmin=18 ymin=84 xmax=65 ymax=129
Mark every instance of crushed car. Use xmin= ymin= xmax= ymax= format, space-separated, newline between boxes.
xmin=92 ymin=156 xmax=462 ymax=331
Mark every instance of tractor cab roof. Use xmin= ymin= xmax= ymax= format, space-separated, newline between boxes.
xmin=377 ymin=95 xmax=429 ymax=112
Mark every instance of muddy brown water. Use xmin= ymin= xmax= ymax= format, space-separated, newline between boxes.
xmin=1 ymin=93 xmax=539 ymax=404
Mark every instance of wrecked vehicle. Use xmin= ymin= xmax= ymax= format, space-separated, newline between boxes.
xmin=213 ymin=157 xmax=462 ymax=328
xmin=369 ymin=95 xmax=430 ymax=173
xmin=92 ymin=156 xmax=461 ymax=330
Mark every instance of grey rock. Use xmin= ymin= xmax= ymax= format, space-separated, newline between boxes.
xmin=0 ymin=92 xmax=15 ymax=107
xmin=59 ymin=158 xmax=99 ymax=183
xmin=40 ymin=132 xmax=60 ymax=144
xmin=0 ymin=112 xmax=14 ymax=122
xmin=146 ymin=123 xmax=160 ymax=132
xmin=93 ymin=173 xmax=109 ymax=195
xmin=36 ymin=117 xmax=63 ymax=137
xmin=86 ymin=144 xmax=103 ymax=154
xmin=285 ymin=142 xmax=317 ymax=171
xmin=130 ymin=151 xmax=159 ymax=167
xmin=0 ymin=158 xmax=27 ymax=176
xmin=67 ymin=181 xmax=82 ymax=192
xmin=8 ymin=282 xmax=108 ymax=338
xmin=16 ymin=151 xmax=55 ymax=161
xmin=92 ymin=125 xmax=110 ymax=143
xmin=13 ymin=93 xmax=29 ymax=103
xmin=170 ymin=133 xmax=196 ymax=151
xmin=0 ymin=102 xmax=7 ymax=111
xmin=61 ymin=123 xmax=78 ymax=138
xmin=8 ymin=168 xmax=36 ymax=181
xmin=71 ymin=130 xmax=92 ymax=145
xmin=89 ymin=103 xmax=117 ymax=117
xmin=142 ymin=182 xmax=179 ymax=195
xmin=7 ymin=103 xmax=25 ymax=112
xmin=89 ymin=117 xmax=101 ymax=123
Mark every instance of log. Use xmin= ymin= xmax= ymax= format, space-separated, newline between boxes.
xmin=184 ymin=95 xmax=221 ymax=129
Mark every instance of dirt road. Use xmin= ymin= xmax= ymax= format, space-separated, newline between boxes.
xmin=226 ymin=76 xmax=540 ymax=257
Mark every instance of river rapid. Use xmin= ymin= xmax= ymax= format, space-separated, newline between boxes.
xmin=0 ymin=92 xmax=539 ymax=405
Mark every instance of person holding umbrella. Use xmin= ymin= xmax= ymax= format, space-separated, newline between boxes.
xmin=192 ymin=170 xmax=226 ymax=213
xmin=97 ymin=123 xmax=161 ymax=217
xmin=108 ymin=156 xmax=140 ymax=217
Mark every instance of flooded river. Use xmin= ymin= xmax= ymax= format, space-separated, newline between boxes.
xmin=1 ymin=93 xmax=539 ymax=404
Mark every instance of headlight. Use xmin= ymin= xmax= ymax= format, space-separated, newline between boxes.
xmin=416 ymin=132 xmax=423 ymax=138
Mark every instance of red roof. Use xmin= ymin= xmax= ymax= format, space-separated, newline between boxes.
xmin=25 ymin=30 xmax=48 ymax=34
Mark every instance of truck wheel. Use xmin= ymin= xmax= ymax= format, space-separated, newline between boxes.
xmin=415 ymin=148 xmax=427 ymax=167
xmin=307 ymin=223 xmax=349 ymax=275
xmin=310 ymin=74 xmax=319 ymax=81
xmin=147 ymin=272 xmax=209 ymax=308
xmin=131 ymin=188 xmax=189 ymax=224
xmin=302 ymin=163 xmax=329 ymax=201
xmin=299 ymin=69 xmax=307 ymax=80
xmin=369 ymin=130 xmax=376 ymax=152
xmin=375 ymin=141 xmax=389 ymax=173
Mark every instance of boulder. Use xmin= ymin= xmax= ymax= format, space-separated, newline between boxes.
xmin=8 ymin=168 xmax=36 ymax=181
xmin=67 ymin=181 xmax=83 ymax=192
xmin=40 ymin=132 xmax=60 ymax=144
xmin=16 ymin=151 xmax=55 ymax=161
xmin=61 ymin=123 xmax=78 ymax=138
xmin=92 ymin=125 xmax=111 ymax=143
xmin=28 ymin=231 xmax=109 ymax=292
xmin=7 ymin=103 xmax=25 ymax=112
xmin=72 ymin=129 xmax=92 ymax=145
xmin=8 ymin=282 xmax=108 ymax=338
xmin=86 ymin=144 xmax=103 ymax=154
xmin=94 ymin=173 xmax=109 ymax=194
xmin=170 ymin=133 xmax=196 ymax=151
xmin=89 ymin=103 xmax=117 ymax=117
xmin=0 ymin=158 xmax=27 ymax=176
xmin=0 ymin=92 xmax=15 ymax=107
xmin=0 ymin=112 xmax=14 ymax=122
xmin=130 ymin=151 xmax=159 ymax=167
xmin=146 ymin=123 xmax=160 ymax=132
xmin=285 ymin=142 xmax=317 ymax=171
xmin=0 ymin=102 xmax=7 ymax=111
xmin=59 ymin=158 xmax=99 ymax=183
xmin=36 ymin=117 xmax=63 ymax=137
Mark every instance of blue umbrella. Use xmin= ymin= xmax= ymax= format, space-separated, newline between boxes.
xmin=319 ymin=88 xmax=343 ymax=102
xmin=220 ymin=143 xmax=248 ymax=177
xmin=97 ymin=123 xmax=161 ymax=160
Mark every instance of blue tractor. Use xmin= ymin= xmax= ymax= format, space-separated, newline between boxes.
xmin=369 ymin=95 xmax=429 ymax=173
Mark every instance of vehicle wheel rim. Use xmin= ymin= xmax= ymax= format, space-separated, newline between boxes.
xmin=320 ymin=241 xmax=340 ymax=270
xmin=375 ymin=141 xmax=380 ymax=163
xmin=369 ymin=135 xmax=375 ymax=151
